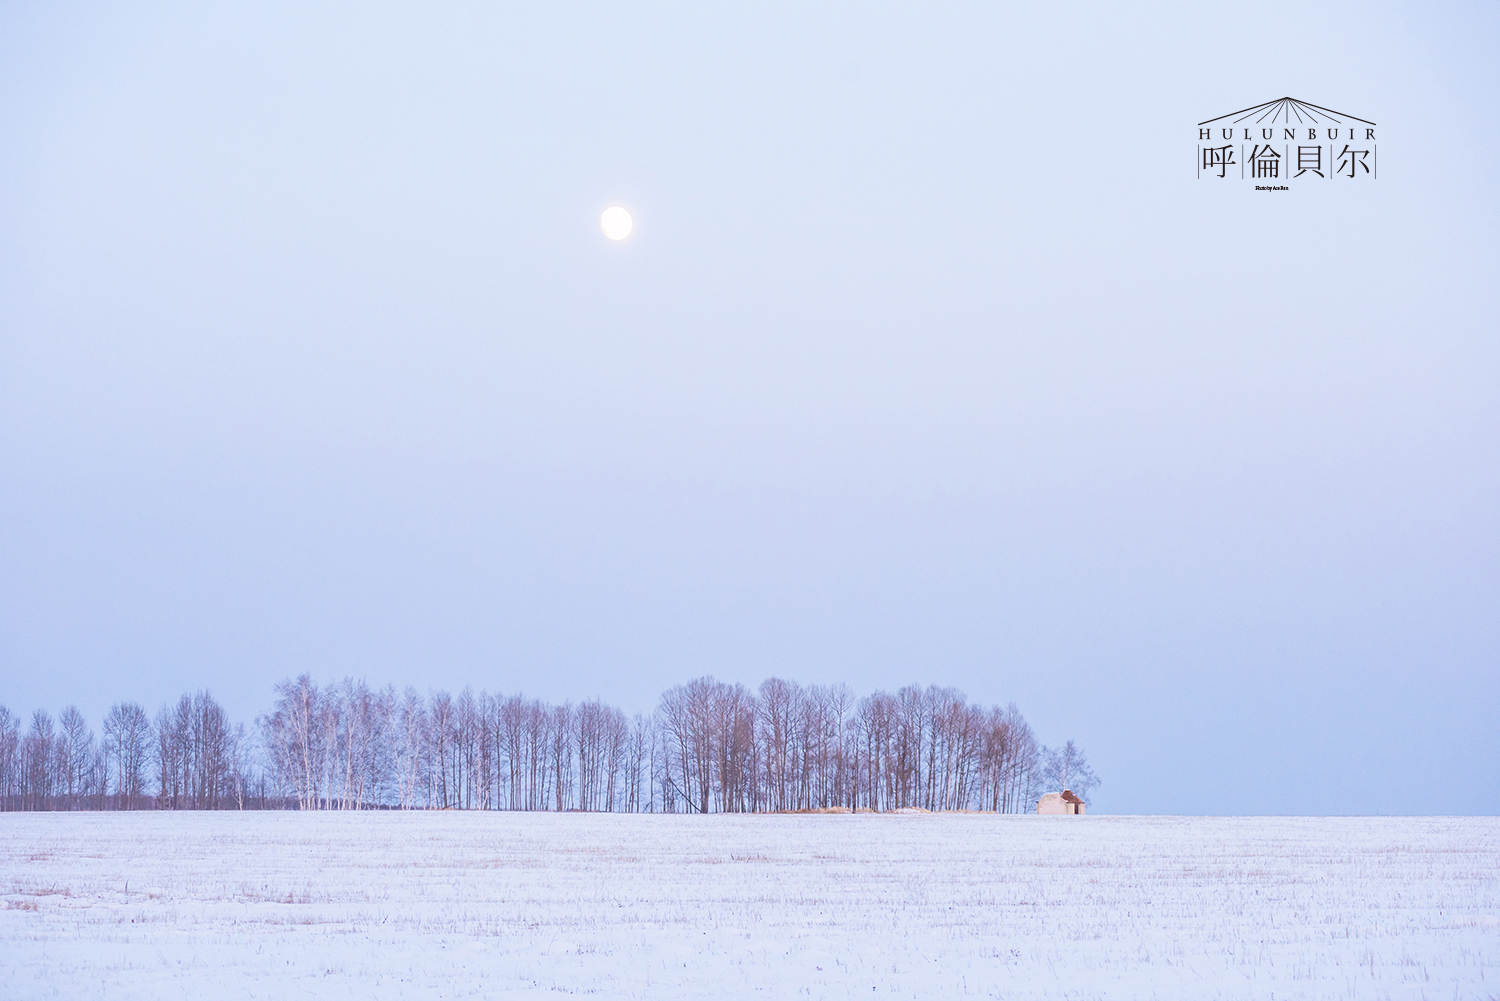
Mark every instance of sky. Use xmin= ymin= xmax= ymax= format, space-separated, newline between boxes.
xmin=1 ymin=1 xmax=1496 ymax=815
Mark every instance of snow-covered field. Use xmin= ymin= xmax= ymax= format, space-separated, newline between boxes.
xmin=1 ymin=813 xmax=1495 ymax=1000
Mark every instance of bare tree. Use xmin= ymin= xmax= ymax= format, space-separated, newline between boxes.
xmin=103 ymin=702 xmax=153 ymax=810
xmin=56 ymin=706 xmax=93 ymax=810
xmin=575 ymin=700 xmax=604 ymax=811
xmin=478 ymin=691 xmax=498 ymax=810
xmin=0 ymin=706 xmax=19 ymax=811
xmin=23 ymin=710 xmax=56 ymax=810
xmin=549 ymin=703 xmax=574 ymax=811
xmin=393 ymin=686 xmax=428 ymax=810
xmin=602 ymin=705 xmax=628 ymax=812
xmin=1041 ymin=739 xmax=1100 ymax=803
xmin=658 ymin=679 xmax=717 ymax=813
xmin=264 ymin=675 xmax=325 ymax=810
xmin=758 ymin=677 xmax=799 ymax=812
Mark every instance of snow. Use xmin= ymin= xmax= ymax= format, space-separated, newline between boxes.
xmin=1 ymin=812 xmax=1495 ymax=999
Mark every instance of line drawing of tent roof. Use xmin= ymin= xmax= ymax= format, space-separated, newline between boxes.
xmin=1199 ymin=97 xmax=1375 ymax=127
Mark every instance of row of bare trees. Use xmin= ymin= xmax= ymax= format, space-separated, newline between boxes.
xmin=2 ymin=675 xmax=1073 ymax=813
xmin=259 ymin=676 xmax=656 ymax=812
xmin=257 ymin=674 xmax=1049 ymax=813
xmin=0 ymin=693 xmax=266 ymax=810
xmin=657 ymin=677 xmax=1044 ymax=813
xmin=0 ymin=705 xmax=102 ymax=810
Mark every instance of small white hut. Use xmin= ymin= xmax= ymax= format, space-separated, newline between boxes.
xmin=1036 ymin=789 xmax=1086 ymax=815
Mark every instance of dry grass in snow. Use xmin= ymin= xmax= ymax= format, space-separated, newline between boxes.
xmin=1 ymin=812 xmax=1496 ymax=999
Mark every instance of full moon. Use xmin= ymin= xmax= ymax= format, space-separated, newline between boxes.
xmin=600 ymin=206 xmax=633 ymax=241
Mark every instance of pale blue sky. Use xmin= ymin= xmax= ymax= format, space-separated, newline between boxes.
xmin=1 ymin=1 xmax=1496 ymax=813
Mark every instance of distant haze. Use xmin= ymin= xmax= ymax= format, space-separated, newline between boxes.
xmin=1 ymin=2 xmax=1496 ymax=814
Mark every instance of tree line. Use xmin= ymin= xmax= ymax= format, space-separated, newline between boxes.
xmin=0 ymin=675 xmax=1097 ymax=813
xmin=0 ymin=694 xmax=260 ymax=811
